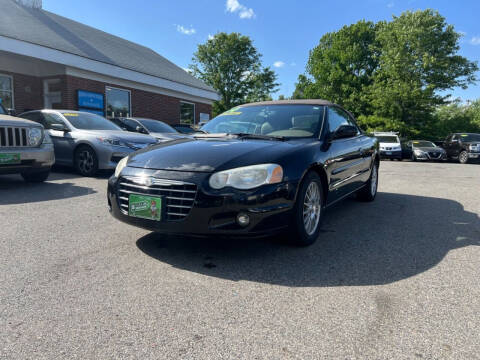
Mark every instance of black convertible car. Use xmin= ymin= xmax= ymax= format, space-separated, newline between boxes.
xmin=108 ymin=100 xmax=379 ymax=246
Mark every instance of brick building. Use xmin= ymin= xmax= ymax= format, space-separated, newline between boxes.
xmin=0 ymin=0 xmax=218 ymax=124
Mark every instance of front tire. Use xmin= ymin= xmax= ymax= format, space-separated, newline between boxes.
xmin=21 ymin=169 xmax=50 ymax=182
xmin=357 ymin=161 xmax=378 ymax=202
xmin=458 ymin=151 xmax=468 ymax=164
xmin=75 ymin=145 xmax=99 ymax=176
xmin=288 ymin=172 xmax=324 ymax=246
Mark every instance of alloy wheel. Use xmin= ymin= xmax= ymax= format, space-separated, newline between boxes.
xmin=78 ymin=150 xmax=94 ymax=174
xmin=303 ymin=182 xmax=321 ymax=236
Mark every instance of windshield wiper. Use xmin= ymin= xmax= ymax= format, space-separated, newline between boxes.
xmin=231 ymin=133 xmax=287 ymax=141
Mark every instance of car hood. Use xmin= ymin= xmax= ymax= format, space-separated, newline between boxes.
xmin=0 ymin=114 xmax=43 ymax=128
xmin=379 ymin=142 xmax=400 ymax=147
xmin=127 ymin=137 xmax=306 ymax=173
xmin=148 ymin=132 xmax=187 ymax=141
xmin=76 ymin=129 xmax=157 ymax=143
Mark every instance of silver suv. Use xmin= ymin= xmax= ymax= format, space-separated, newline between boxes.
xmin=0 ymin=104 xmax=54 ymax=182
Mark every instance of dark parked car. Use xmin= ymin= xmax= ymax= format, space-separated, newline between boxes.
xmin=108 ymin=100 xmax=379 ymax=246
xmin=171 ymin=123 xmax=205 ymax=134
xmin=443 ymin=133 xmax=480 ymax=164
xmin=110 ymin=117 xmax=185 ymax=142
xmin=403 ymin=140 xmax=446 ymax=161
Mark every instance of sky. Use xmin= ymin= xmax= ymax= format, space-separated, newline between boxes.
xmin=43 ymin=0 xmax=480 ymax=101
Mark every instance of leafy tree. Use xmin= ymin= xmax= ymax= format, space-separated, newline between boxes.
xmin=294 ymin=10 xmax=478 ymax=137
xmin=190 ymin=33 xmax=278 ymax=116
xmin=370 ymin=10 xmax=477 ymax=135
xmin=427 ymin=100 xmax=480 ymax=139
xmin=292 ymin=21 xmax=378 ymax=115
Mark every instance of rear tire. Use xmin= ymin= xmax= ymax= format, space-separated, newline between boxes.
xmin=21 ymin=169 xmax=50 ymax=182
xmin=357 ymin=161 xmax=378 ymax=202
xmin=75 ymin=145 xmax=99 ymax=176
xmin=458 ymin=151 xmax=468 ymax=164
xmin=288 ymin=171 xmax=324 ymax=247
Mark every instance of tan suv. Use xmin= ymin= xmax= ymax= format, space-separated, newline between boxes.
xmin=0 ymin=104 xmax=54 ymax=182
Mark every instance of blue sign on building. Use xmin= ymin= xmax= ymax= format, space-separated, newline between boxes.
xmin=78 ymin=108 xmax=105 ymax=116
xmin=77 ymin=90 xmax=104 ymax=110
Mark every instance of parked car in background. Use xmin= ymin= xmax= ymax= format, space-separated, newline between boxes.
xmin=19 ymin=110 xmax=158 ymax=176
xmin=171 ymin=123 xmax=206 ymax=134
xmin=0 ymin=103 xmax=54 ymax=182
xmin=443 ymin=133 xmax=480 ymax=164
xmin=108 ymin=100 xmax=379 ymax=246
xmin=404 ymin=140 xmax=446 ymax=161
xmin=110 ymin=117 xmax=185 ymax=142
xmin=373 ymin=132 xmax=402 ymax=160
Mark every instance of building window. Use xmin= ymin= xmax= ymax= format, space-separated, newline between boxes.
xmin=43 ymin=79 xmax=62 ymax=109
xmin=106 ymin=86 xmax=131 ymax=118
xmin=180 ymin=102 xmax=195 ymax=125
xmin=0 ymin=74 xmax=14 ymax=109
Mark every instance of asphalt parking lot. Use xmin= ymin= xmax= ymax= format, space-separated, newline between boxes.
xmin=1 ymin=161 xmax=479 ymax=359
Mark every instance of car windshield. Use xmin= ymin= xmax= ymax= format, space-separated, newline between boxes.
xmin=138 ymin=119 xmax=176 ymax=133
xmin=412 ymin=141 xmax=436 ymax=148
xmin=201 ymin=105 xmax=324 ymax=138
xmin=62 ymin=112 xmax=121 ymax=130
xmin=376 ymin=136 xmax=399 ymax=143
xmin=458 ymin=134 xmax=480 ymax=142
xmin=175 ymin=125 xmax=196 ymax=134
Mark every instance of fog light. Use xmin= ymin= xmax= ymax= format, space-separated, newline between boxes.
xmin=236 ymin=213 xmax=250 ymax=227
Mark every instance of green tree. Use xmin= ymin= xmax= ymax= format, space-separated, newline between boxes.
xmin=294 ymin=10 xmax=478 ymax=137
xmin=427 ymin=100 xmax=480 ymax=139
xmin=370 ymin=10 xmax=477 ymax=136
xmin=190 ymin=32 xmax=278 ymax=116
xmin=292 ymin=21 xmax=378 ymax=115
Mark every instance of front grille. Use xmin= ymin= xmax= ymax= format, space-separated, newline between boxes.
xmin=428 ymin=152 xmax=441 ymax=158
xmin=0 ymin=126 xmax=29 ymax=147
xmin=117 ymin=176 xmax=197 ymax=221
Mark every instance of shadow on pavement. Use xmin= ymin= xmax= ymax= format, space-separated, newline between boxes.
xmin=0 ymin=174 xmax=97 ymax=205
xmin=136 ymin=192 xmax=479 ymax=287
xmin=50 ymin=165 xmax=113 ymax=181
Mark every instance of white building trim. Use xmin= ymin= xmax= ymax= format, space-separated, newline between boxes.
xmin=0 ymin=35 xmax=219 ymax=104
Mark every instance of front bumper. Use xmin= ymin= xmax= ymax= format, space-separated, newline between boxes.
xmin=467 ymin=151 xmax=480 ymax=159
xmin=96 ymin=143 xmax=154 ymax=170
xmin=0 ymin=144 xmax=54 ymax=175
xmin=107 ymin=167 xmax=297 ymax=237
xmin=380 ymin=150 xmax=402 ymax=159
xmin=414 ymin=151 xmax=447 ymax=161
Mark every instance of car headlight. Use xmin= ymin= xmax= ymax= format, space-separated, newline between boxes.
xmin=209 ymin=164 xmax=283 ymax=190
xmin=114 ymin=157 xmax=128 ymax=177
xmin=28 ymin=127 xmax=43 ymax=146
xmin=414 ymin=149 xmax=425 ymax=155
xmin=42 ymin=132 xmax=52 ymax=144
xmin=98 ymin=137 xmax=127 ymax=147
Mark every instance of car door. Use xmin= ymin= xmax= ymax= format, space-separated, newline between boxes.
xmin=43 ymin=112 xmax=75 ymax=164
xmin=325 ymin=106 xmax=364 ymax=203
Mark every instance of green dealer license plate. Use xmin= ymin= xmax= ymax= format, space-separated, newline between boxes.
xmin=128 ymin=194 xmax=162 ymax=221
xmin=0 ymin=153 xmax=21 ymax=165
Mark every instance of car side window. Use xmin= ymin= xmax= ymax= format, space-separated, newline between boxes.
xmin=122 ymin=119 xmax=141 ymax=132
xmin=43 ymin=113 xmax=67 ymax=129
xmin=327 ymin=107 xmax=359 ymax=136
xmin=21 ymin=112 xmax=45 ymax=126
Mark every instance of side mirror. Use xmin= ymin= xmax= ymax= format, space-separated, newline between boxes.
xmin=333 ymin=125 xmax=357 ymax=140
xmin=6 ymin=108 xmax=16 ymax=116
xmin=50 ymin=123 xmax=69 ymax=132
xmin=136 ymin=126 xmax=147 ymax=134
